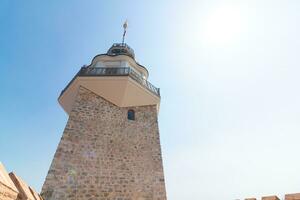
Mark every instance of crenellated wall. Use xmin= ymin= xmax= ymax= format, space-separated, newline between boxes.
xmin=245 ymin=193 xmax=300 ymax=200
xmin=0 ymin=162 xmax=43 ymax=200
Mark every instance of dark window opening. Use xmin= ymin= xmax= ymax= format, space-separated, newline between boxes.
xmin=127 ymin=110 xmax=135 ymax=120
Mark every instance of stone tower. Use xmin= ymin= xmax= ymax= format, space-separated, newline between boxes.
xmin=41 ymin=42 xmax=167 ymax=200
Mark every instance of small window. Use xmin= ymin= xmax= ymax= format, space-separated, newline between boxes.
xmin=127 ymin=110 xmax=135 ymax=120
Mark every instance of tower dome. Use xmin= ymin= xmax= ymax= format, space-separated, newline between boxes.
xmin=107 ymin=43 xmax=135 ymax=59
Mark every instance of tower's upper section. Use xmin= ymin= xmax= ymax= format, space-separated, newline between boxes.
xmin=89 ymin=43 xmax=149 ymax=79
xmin=58 ymin=43 xmax=160 ymax=115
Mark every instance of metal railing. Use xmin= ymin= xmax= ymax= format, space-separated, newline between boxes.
xmin=77 ymin=67 xmax=160 ymax=96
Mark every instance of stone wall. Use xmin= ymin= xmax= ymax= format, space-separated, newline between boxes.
xmin=0 ymin=162 xmax=18 ymax=200
xmin=9 ymin=172 xmax=42 ymax=200
xmin=285 ymin=193 xmax=300 ymax=200
xmin=41 ymin=86 xmax=167 ymax=200
xmin=262 ymin=196 xmax=280 ymax=200
xmin=245 ymin=193 xmax=300 ymax=200
xmin=0 ymin=162 xmax=42 ymax=200
xmin=0 ymin=182 xmax=18 ymax=200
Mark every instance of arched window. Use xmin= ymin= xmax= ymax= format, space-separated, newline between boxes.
xmin=127 ymin=109 xmax=135 ymax=120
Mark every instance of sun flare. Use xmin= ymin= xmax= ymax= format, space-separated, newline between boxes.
xmin=202 ymin=5 xmax=243 ymax=45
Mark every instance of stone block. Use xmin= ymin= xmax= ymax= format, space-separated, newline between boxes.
xmin=285 ymin=193 xmax=300 ymax=200
xmin=0 ymin=162 xmax=19 ymax=200
xmin=262 ymin=195 xmax=280 ymax=200
xmin=9 ymin=172 xmax=37 ymax=200
xmin=29 ymin=187 xmax=43 ymax=200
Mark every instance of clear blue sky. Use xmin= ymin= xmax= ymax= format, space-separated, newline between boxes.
xmin=1 ymin=1 xmax=300 ymax=199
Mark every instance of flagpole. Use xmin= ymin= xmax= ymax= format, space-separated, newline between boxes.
xmin=122 ymin=20 xmax=128 ymax=45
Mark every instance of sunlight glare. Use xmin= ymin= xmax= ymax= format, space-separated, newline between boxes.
xmin=202 ymin=5 xmax=243 ymax=45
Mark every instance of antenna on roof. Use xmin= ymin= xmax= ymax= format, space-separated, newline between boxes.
xmin=122 ymin=20 xmax=128 ymax=45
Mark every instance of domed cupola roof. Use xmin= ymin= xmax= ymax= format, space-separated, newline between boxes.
xmin=107 ymin=43 xmax=135 ymax=59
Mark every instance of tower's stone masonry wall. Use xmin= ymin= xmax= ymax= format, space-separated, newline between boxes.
xmin=41 ymin=86 xmax=167 ymax=200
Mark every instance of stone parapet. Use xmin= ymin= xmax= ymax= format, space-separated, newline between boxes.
xmin=0 ymin=162 xmax=19 ymax=200
xmin=285 ymin=193 xmax=300 ymax=200
xmin=0 ymin=162 xmax=42 ymax=200
xmin=9 ymin=172 xmax=42 ymax=200
xmin=245 ymin=193 xmax=300 ymax=200
xmin=0 ymin=181 xmax=19 ymax=200
xmin=262 ymin=196 xmax=280 ymax=200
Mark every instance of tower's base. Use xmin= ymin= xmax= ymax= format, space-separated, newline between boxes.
xmin=41 ymin=86 xmax=167 ymax=200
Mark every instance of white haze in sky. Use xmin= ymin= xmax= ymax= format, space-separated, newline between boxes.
xmin=156 ymin=1 xmax=300 ymax=200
